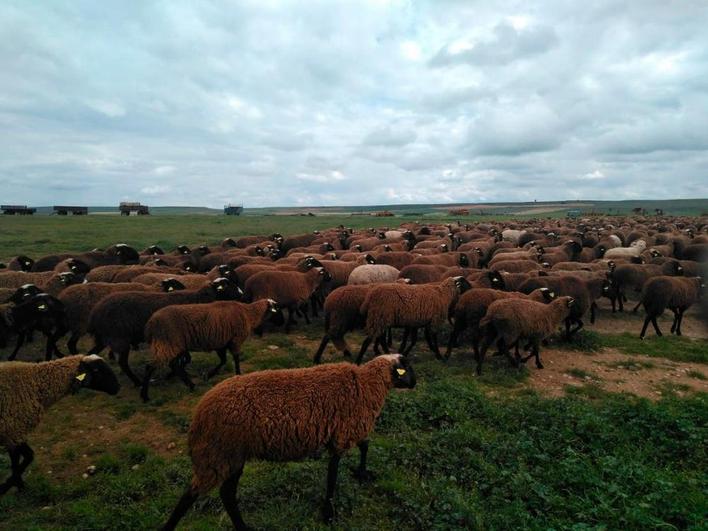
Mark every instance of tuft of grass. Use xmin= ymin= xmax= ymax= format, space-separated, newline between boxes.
xmin=604 ymin=359 xmax=656 ymax=371
xmin=566 ymin=368 xmax=600 ymax=381
xmin=687 ymin=369 xmax=706 ymax=381
xmin=560 ymin=330 xmax=605 ymax=352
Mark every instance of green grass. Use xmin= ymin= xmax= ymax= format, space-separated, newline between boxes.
xmin=687 ymin=370 xmax=707 ymax=381
xmin=599 ymin=333 xmax=708 ymax=364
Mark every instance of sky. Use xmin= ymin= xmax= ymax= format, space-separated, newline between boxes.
xmin=1 ymin=0 xmax=707 ymax=208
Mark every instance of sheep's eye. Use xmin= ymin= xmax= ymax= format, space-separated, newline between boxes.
xmin=396 ymin=368 xmax=406 ymax=376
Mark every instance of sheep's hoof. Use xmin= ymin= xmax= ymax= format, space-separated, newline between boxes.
xmin=536 ymin=361 xmax=544 ymax=369
xmin=351 ymin=468 xmax=376 ymax=483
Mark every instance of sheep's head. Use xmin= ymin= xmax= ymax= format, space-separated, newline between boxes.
xmin=67 ymin=258 xmax=90 ymax=276
xmin=439 ymin=244 xmax=449 ymax=253
xmin=161 ymin=278 xmax=186 ymax=292
xmin=453 ymin=276 xmax=472 ymax=294
xmin=304 ymin=256 xmax=323 ymax=269
xmin=146 ymin=245 xmax=165 ymax=255
xmin=218 ymin=264 xmax=235 ymax=278
xmin=59 ymin=271 xmax=78 ymax=286
xmin=197 ymin=245 xmax=211 ymax=256
xmin=265 ymin=299 xmax=286 ymax=326
xmin=153 ymin=258 xmax=168 ymax=266
xmin=459 ymin=254 xmax=470 ymax=267
xmin=222 ymin=238 xmax=237 ymax=248
xmin=383 ymin=244 xmax=392 ymax=252
xmin=315 ymin=267 xmax=332 ymax=282
xmin=353 ymin=244 xmax=363 ymax=252
xmin=650 ymin=249 xmax=662 ymax=257
xmin=386 ymin=354 xmax=416 ymax=389
xmin=9 ymin=284 xmax=41 ymax=304
xmin=474 ymin=247 xmax=484 ymax=257
xmin=177 ymin=245 xmax=191 ymax=255
xmin=181 ymin=261 xmax=197 ymax=272
xmin=114 ymin=244 xmax=140 ymax=263
xmin=365 ymin=254 xmax=376 ymax=264
xmin=538 ymin=288 xmax=556 ymax=303
xmin=211 ymin=278 xmax=243 ymax=300
xmin=15 ymin=255 xmax=34 ymax=271
xmin=488 ymin=271 xmax=505 ymax=290
xmin=71 ymin=355 xmax=120 ymax=396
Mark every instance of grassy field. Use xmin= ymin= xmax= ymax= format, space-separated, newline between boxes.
xmin=1 ymin=215 xmax=707 ymax=530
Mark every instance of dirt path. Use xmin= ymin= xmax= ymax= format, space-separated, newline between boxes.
xmin=529 ymin=348 xmax=708 ymax=399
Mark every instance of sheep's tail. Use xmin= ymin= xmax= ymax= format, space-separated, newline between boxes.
xmin=150 ymin=339 xmax=180 ymax=367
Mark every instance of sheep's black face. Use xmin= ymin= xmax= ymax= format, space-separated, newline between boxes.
xmin=74 ymin=355 xmax=120 ymax=396
xmin=59 ymin=272 xmax=78 ymax=286
xmin=319 ymin=269 xmax=333 ymax=282
xmin=154 ymin=258 xmax=168 ymax=266
xmin=255 ymin=246 xmax=264 ymax=256
xmin=454 ymin=277 xmax=472 ymax=294
xmin=10 ymin=284 xmax=41 ymax=304
xmin=176 ymin=245 xmax=190 ymax=255
xmin=365 ymin=254 xmax=376 ymax=264
xmin=218 ymin=264 xmax=234 ymax=278
xmin=67 ymin=259 xmax=90 ymax=276
xmin=212 ymin=278 xmax=243 ymax=300
xmin=0 ymin=262 xmax=5 ymax=269
xmin=488 ymin=271 xmax=505 ymax=290
xmin=267 ymin=300 xmax=286 ymax=326
xmin=182 ymin=261 xmax=197 ymax=272
xmin=459 ymin=254 xmax=470 ymax=267
xmin=147 ymin=245 xmax=165 ymax=255
xmin=222 ymin=238 xmax=237 ymax=248
xmin=161 ymin=278 xmax=186 ymax=292
xmin=198 ymin=245 xmax=211 ymax=255
xmin=115 ymin=245 xmax=140 ymax=263
xmin=539 ymin=288 xmax=555 ymax=302
xmin=391 ymin=356 xmax=416 ymax=389
xmin=18 ymin=255 xmax=34 ymax=271
xmin=354 ymin=244 xmax=363 ymax=252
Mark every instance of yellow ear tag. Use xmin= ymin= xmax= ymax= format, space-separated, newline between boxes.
xmin=76 ymin=373 xmax=87 ymax=382
xmin=396 ymin=368 xmax=406 ymax=376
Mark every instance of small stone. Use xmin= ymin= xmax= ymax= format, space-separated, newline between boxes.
xmin=98 ymin=425 xmax=104 ymax=430
xmin=132 ymin=464 xmax=140 ymax=471
xmin=86 ymin=465 xmax=97 ymax=475
xmin=82 ymin=473 xmax=89 ymax=479
xmin=167 ymin=442 xmax=176 ymax=450
xmin=82 ymin=454 xmax=88 ymax=459
xmin=267 ymin=345 xmax=279 ymax=351
xmin=41 ymin=506 xmax=51 ymax=511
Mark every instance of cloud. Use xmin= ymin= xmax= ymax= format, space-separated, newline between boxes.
xmin=0 ymin=0 xmax=707 ymax=207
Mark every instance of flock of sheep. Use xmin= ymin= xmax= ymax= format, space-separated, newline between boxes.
xmin=0 ymin=215 xmax=706 ymax=528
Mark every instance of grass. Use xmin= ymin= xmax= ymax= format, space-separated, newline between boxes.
xmin=1 ymin=213 xmax=707 ymax=529
xmin=687 ymin=370 xmax=707 ymax=381
xmin=599 ymin=333 xmax=708 ymax=364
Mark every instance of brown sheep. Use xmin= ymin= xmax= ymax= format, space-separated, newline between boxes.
xmin=639 ymin=276 xmax=704 ymax=338
xmin=446 ymin=287 xmax=556 ymax=362
xmin=478 ymin=296 xmax=575 ymax=373
xmin=140 ymin=299 xmax=284 ymax=401
xmin=358 ymin=276 xmax=471 ymax=362
xmin=244 ymin=268 xmax=331 ymax=331
xmin=398 ymin=264 xmax=465 ymax=284
xmin=87 ymin=278 xmax=242 ymax=386
xmin=160 ymin=354 xmax=416 ymax=529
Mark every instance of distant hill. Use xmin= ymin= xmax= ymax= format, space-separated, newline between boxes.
xmin=22 ymin=198 xmax=708 ymax=217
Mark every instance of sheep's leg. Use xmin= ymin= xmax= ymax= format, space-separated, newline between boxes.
xmin=0 ymin=447 xmax=22 ymax=495
xmin=386 ymin=327 xmax=393 ymax=348
xmin=403 ymin=328 xmax=419 ymax=355
xmin=355 ymin=337 xmax=372 ymax=364
xmin=116 ymin=346 xmax=141 ymax=387
xmin=676 ymin=308 xmax=685 ymax=336
xmin=399 ymin=328 xmax=410 ymax=353
xmin=617 ymin=290 xmax=625 ymax=312
xmin=670 ymin=309 xmax=680 ymax=334
xmin=169 ymin=356 xmax=195 ymax=391
xmin=219 ymin=468 xmax=248 ymax=530
xmin=140 ymin=364 xmax=155 ymax=403
xmin=351 ymin=440 xmax=375 ymax=482
xmin=424 ymin=328 xmax=442 ymax=360
xmin=650 ymin=316 xmax=662 ymax=336
xmin=322 ymin=451 xmax=341 ymax=523
xmin=67 ymin=332 xmax=80 ymax=355
xmin=640 ymin=315 xmax=652 ymax=339
xmin=9 ymin=443 xmax=33 ymax=492
xmin=8 ymin=331 xmax=27 ymax=361
xmin=446 ymin=318 xmax=466 ymax=359
xmin=332 ymin=337 xmax=352 ymax=358
xmin=374 ymin=334 xmax=390 ymax=354
xmin=590 ymin=302 xmax=597 ymax=324
xmin=162 ymin=486 xmax=199 ymax=531
xmin=228 ymin=346 xmax=241 ymax=375
xmin=568 ymin=319 xmax=584 ymax=337
xmin=532 ymin=341 xmax=543 ymax=369
xmin=301 ymin=303 xmax=311 ymax=325
xmin=310 ymin=296 xmax=319 ymax=318
xmin=630 ymin=300 xmax=642 ymax=314
xmin=285 ymin=307 xmax=297 ymax=332
xmin=207 ymin=348 xmax=228 ymax=379
xmin=88 ymin=338 xmax=106 ymax=356
xmin=314 ymin=335 xmax=330 ymax=364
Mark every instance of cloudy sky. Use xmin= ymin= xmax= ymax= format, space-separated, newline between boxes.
xmin=1 ymin=1 xmax=707 ymax=207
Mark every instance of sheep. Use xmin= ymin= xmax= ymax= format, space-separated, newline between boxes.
xmin=478 ymin=296 xmax=575 ymax=374
xmin=131 ymin=272 xmax=212 ymax=290
xmin=160 ymin=354 xmax=416 ymax=529
xmin=57 ymin=282 xmax=155 ymax=355
xmin=140 ymin=299 xmax=285 ymax=401
xmin=398 ymin=264 xmax=465 ymax=284
xmin=319 ymin=255 xmax=375 ymax=288
xmin=87 ymin=278 xmax=242 ymax=386
xmin=313 ymin=280 xmax=411 ymax=363
xmin=357 ymin=276 xmax=471 ymax=362
xmin=490 ymin=260 xmax=548 ymax=273
xmin=0 ymin=354 xmax=120 ymax=496
xmin=639 ymin=276 xmax=704 ymax=339
xmin=1 ymin=293 xmax=66 ymax=361
xmin=603 ymin=239 xmax=647 ymax=260
xmin=32 ymin=244 xmax=140 ymax=271
xmin=609 ymin=261 xmax=683 ymax=312
xmin=8 ymin=256 xmax=34 ymax=272
xmin=347 ymin=264 xmax=400 ymax=285
xmin=0 ymin=284 xmax=42 ymax=305
xmin=244 ymin=267 xmax=331 ymax=331
xmin=371 ymin=251 xmax=417 ymax=269
xmin=517 ymin=274 xmax=606 ymax=338
xmin=446 ymin=287 xmax=556 ymax=362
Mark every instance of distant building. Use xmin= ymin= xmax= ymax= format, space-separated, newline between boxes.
xmin=224 ymin=204 xmax=244 ymax=215
xmin=119 ymin=202 xmax=150 ymax=215
xmin=1 ymin=205 xmax=36 ymax=215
